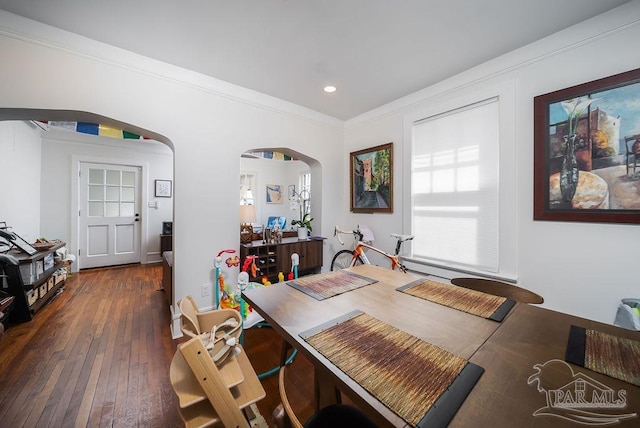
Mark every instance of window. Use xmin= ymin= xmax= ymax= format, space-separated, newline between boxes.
xmin=405 ymin=82 xmax=516 ymax=279
xmin=411 ymin=99 xmax=498 ymax=271
xmin=240 ymin=173 xmax=255 ymax=205
xmin=300 ymin=172 xmax=311 ymax=215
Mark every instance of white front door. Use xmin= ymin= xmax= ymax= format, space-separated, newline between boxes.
xmin=79 ymin=162 xmax=141 ymax=269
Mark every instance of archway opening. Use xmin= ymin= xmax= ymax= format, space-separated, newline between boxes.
xmin=240 ymin=147 xmax=321 ymax=240
xmin=0 ymin=108 xmax=175 ymax=271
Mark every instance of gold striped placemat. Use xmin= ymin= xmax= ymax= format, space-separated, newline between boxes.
xmin=287 ymin=270 xmax=377 ymax=300
xmin=397 ymin=279 xmax=515 ymax=322
xmin=566 ymin=325 xmax=640 ymax=387
xmin=300 ymin=311 xmax=484 ymax=427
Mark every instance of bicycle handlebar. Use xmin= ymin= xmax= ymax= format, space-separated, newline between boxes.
xmin=334 ymin=225 xmax=411 ymax=251
xmin=334 ymin=226 xmax=345 ymax=246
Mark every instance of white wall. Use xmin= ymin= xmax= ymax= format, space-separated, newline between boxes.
xmin=0 ymin=11 xmax=344 ymax=336
xmin=344 ymin=2 xmax=640 ymax=324
xmin=0 ymin=121 xmax=41 ymax=242
xmin=40 ymin=130 xmax=174 ymax=263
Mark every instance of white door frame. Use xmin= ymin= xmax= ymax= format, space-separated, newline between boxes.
xmin=71 ymin=155 xmax=150 ymax=271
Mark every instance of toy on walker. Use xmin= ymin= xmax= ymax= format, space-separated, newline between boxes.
xmin=213 ymin=247 xmax=299 ymax=379
xmin=214 ymin=249 xmax=236 ymax=309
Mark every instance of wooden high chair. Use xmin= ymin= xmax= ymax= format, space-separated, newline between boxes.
xmin=170 ymin=337 xmax=265 ymax=427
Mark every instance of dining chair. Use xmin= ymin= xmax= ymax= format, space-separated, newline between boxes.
xmin=273 ymin=366 xmax=377 ymax=428
xmin=450 ymin=277 xmax=544 ymax=304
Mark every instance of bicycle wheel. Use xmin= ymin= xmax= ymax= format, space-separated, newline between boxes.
xmin=331 ymin=249 xmax=364 ymax=271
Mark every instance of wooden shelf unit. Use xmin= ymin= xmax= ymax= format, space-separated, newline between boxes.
xmin=241 ymin=243 xmax=279 ymax=280
xmin=5 ymin=241 xmax=67 ymax=319
xmin=240 ymin=237 xmax=323 ymax=282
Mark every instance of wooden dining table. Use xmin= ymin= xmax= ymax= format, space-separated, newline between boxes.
xmin=243 ymin=264 xmax=640 ymax=427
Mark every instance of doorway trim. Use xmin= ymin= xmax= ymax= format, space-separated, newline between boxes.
xmin=72 ymin=154 xmax=150 ymax=270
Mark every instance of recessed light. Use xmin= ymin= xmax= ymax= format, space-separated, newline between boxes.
xmin=323 ymin=85 xmax=337 ymax=93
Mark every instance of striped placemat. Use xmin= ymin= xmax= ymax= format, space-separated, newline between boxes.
xmin=300 ymin=311 xmax=484 ymax=427
xmin=287 ymin=270 xmax=377 ymax=300
xmin=565 ymin=325 xmax=640 ymax=387
xmin=397 ymin=279 xmax=515 ymax=322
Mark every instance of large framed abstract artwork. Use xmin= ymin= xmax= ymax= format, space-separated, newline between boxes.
xmin=533 ymin=67 xmax=640 ymax=224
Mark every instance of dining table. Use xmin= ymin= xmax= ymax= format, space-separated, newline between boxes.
xmin=242 ymin=264 xmax=640 ymax=427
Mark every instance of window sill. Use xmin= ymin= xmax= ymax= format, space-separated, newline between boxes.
xmin=403 ymin=258 xmax=518 ymax=284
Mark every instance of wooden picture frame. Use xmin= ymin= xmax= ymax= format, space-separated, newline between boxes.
xmin=350 ymin=142 xmax=393 ymax=213
xmin=534 ymin=67 xmax=640 ymax=224
xmin=155 ymin=180 xmax=172 ymax=198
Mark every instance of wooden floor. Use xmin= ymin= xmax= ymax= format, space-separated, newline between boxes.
xmin=0 ymin=263 xmax=316 ymax=427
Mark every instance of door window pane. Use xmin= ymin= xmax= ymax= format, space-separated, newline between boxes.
xmin=106 ymin=186 xmax=120 ymax=201
xmin=106 ymin=170 xmax=120 ymax=186
xmin=105 ymin=202 xmax=119 ymax=217
xmin=121 ymin=202 xmax=135 ymax=217
xmin=89 ymin=169 xmax=103 ymax=184
xmin=121 ymin=187 xmax=134 ymax=202
xmin=89 ymin=185 xmax=104 ymax=201
xmin=88 ymin=202 xmax=103 ymax=217
xmin=122 ymin=171 xmax=135 ymax=186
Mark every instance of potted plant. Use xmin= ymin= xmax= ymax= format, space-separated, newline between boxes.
xmin=291 ymin=213 xmax=313 ymax=239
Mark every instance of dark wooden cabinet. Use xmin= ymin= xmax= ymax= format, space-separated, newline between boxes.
xmin=276 ymin=239 xmax=323 ymax=275
xmin=240 ymin=237 xmax=324 ymax=282
xmin=162 ymin=251 xmax=173 ymax=306
xmin=240 ymin=243 xmax=278 ymax=281
xmin=160 ymin=234 xmax=172 ymax=254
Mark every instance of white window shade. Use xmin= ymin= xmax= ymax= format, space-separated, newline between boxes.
xmin=411 ymin=98 xmax=499 ymax=272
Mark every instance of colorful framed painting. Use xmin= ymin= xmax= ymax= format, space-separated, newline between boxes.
xmin=350 ymin=143 xmax=393 ymax=213
xmin=533 ymin=67 xmax=640 ymax=224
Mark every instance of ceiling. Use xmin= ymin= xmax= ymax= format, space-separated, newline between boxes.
xmin=0 ymin=0 xmax=631 ymax=121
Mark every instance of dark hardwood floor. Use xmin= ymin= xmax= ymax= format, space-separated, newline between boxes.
xmin=0 ymin=263 xmax=315 ymax=427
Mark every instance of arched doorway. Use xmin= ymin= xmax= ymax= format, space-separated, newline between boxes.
xmin=240 ymin=147 xmax=322 ymax=240
xmin=0 ymin=108 xmax=174 ymax=271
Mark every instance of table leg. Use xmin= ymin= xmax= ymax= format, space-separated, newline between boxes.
xmin=280 ymin=340 xmax=292 ymax=366
xmin=314 ymin=366 xmax=341 ymax=410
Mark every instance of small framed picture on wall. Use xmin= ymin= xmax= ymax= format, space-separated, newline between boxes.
xmin=155 ymin=180 xmax=172 ymax=198
xmin=266 ymin=184 xmax=283 ymax=204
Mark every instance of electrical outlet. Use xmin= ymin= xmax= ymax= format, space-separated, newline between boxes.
xmin=201 ymin=283 xmax=210 ymax=297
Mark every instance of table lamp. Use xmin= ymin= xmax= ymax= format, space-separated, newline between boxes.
xmin=240 ymin=205 xmax=257 ymax=244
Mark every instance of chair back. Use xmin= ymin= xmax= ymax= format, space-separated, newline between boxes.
xmin=179 ymin=296 xmax=201 ymax=338
xmin=451 ymin=277 xmax=544 ymax=304
xmin=614 ymin=298 xmax=640 ymax=331
xmin=276 ymin=366 xmax=304 ymax=428
xmin=171 ymin=337 xmax=253 ymax=427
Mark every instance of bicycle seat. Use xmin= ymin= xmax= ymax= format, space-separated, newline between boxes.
xmin=390 ymin=233 xmax=414 ymax=242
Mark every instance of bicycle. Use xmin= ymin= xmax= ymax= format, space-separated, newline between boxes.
xmin=331 ymin=225 xmax=414 ymax=273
